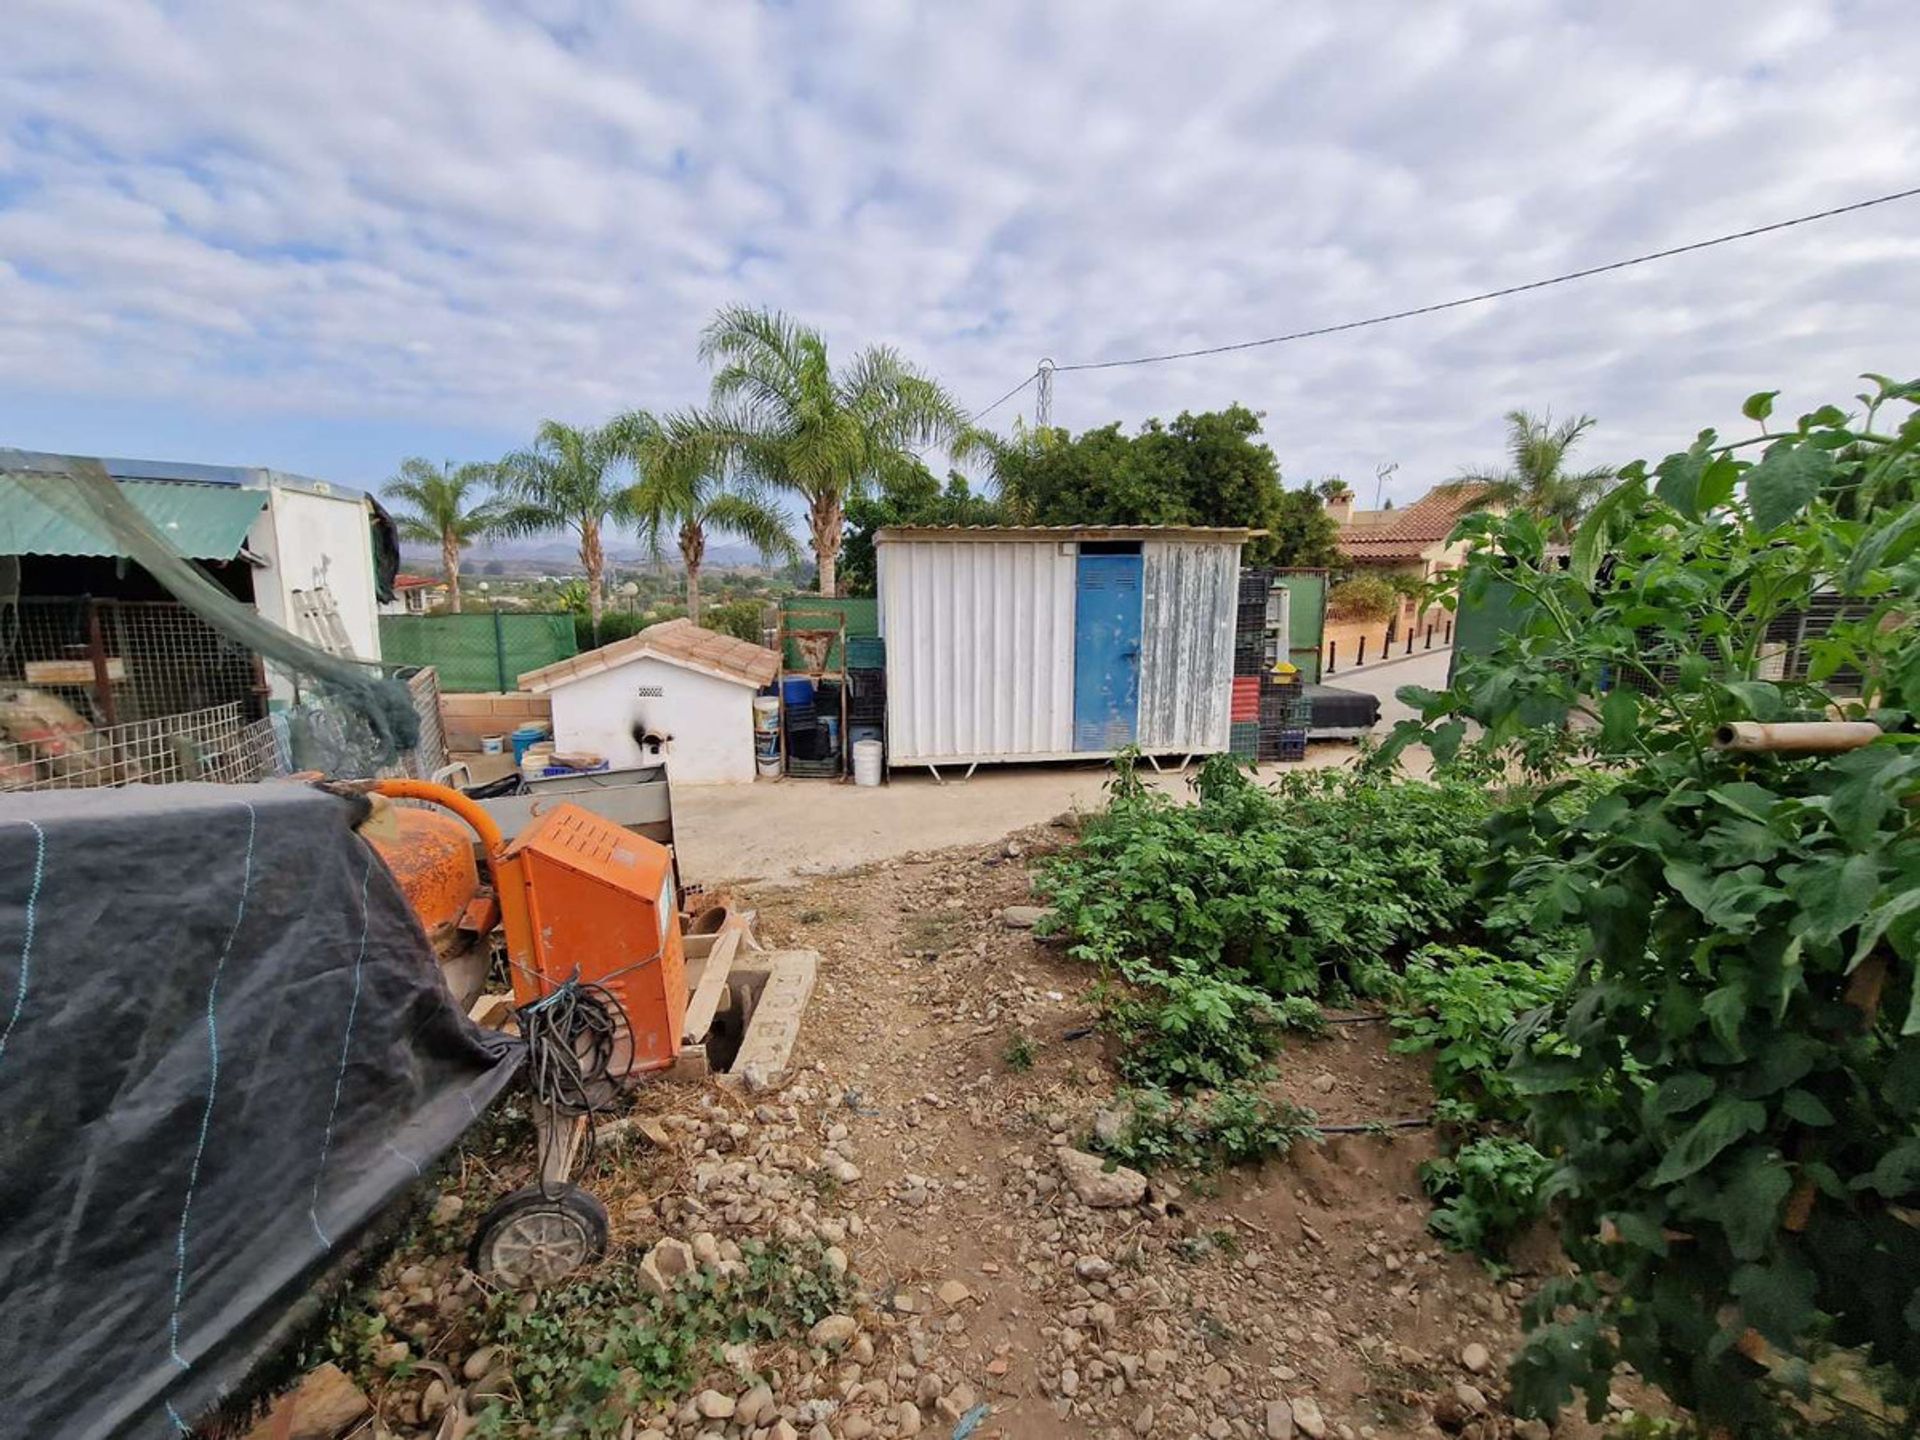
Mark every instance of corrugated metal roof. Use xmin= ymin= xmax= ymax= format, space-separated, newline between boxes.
xmin=876 ymin=524 xmax=1251 ymax=544
xmin=0 ymin=474 xmax=268 ymax=560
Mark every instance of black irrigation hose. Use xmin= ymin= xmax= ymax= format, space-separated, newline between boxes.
xmin=516 ymin=977 xmax=629 ymax=1195
xmin=1315 ymin=1116 xmax=1434 ymax=1135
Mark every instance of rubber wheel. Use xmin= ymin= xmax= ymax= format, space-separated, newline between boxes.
xmin=467 ymin=1184 xmax=609 ymax=1287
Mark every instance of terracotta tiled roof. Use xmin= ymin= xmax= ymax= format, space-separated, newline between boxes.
xmin=393 ymin=573 xmax=439 ymax=589
xmin=1336 ymin=485 xmax=1494 ymax=562
xmin=518 ymin=617 xmax=779 ymax=693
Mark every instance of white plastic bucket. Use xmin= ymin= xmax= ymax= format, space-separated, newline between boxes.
xmin=480 ymin=734 xmax=504 ymax=755
xmin=852 ymin=738 xmax=883 ymax=787
xmin=752 ymin=695 xmax=780 ymax=732
xmin=521 ymin=743 xmax=554 ymax=781
xmin=757 ymin=756 xmax=781 ymax=777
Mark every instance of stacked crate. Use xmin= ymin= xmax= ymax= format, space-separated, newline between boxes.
xmin=1259 ymin=676 xmax=1310 ymax=762
xmin=846 ymin=635 xmax=887 ymax=776
xmin=1230 ymin=571 xmax=1273 ymax=759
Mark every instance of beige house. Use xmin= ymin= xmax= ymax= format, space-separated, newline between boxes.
xmin=1329 ymin=484 xmax=1496 ymax=582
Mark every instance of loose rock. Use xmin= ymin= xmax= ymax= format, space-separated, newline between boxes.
xmin=1058 ymin=1148 xmax=1148 ymax=1208
xmin=809 ymin=1314 xmax=860 ymax=1350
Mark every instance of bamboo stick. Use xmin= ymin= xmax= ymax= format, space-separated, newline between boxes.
xmin=1712 ymin=721 xmax=1882 ymax=754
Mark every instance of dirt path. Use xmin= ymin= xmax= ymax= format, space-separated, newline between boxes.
xmin=730 ymin=823 xmax=1549 ymax=1440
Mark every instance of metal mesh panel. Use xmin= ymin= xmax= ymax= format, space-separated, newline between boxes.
xmin=2 ymin=598 xmax=260 ymax=725
xmin=0 ymin=701 xmax=276 ymax=791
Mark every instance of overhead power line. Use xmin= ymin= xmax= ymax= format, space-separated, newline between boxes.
xmin=970 ymin=185 xmax=1920 ymax=416
xmin=968 ymin=370 xmax=1039 ymax=421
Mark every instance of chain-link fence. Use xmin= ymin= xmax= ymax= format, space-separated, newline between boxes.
xmin=378 ymin=611 xmax=577 ymax=692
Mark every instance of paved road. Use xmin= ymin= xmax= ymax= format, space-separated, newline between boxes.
xmin=1326 ymin=646 xmax=1453 ymax=728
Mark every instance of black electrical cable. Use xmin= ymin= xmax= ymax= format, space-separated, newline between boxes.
xmin=515 ymin=976 xmax=630 ymax=1196
xmin=1048 ymin=185 xmax=1920 ymax=374
xmin=968 ymin=369 xmax=1040 ymax=422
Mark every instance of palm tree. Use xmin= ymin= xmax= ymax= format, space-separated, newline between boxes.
xmin=1443 ymin=410 xmax=1615 ymax=538
xmin=611 ymin=409 xmax=797 ymax=625
xmin=381 ymin=458 xmax=502 ymax=613
xmin=691 ymin=306 xmax=978 ymax=597
xmin=494 ymin=420 xmax=635 ymax=631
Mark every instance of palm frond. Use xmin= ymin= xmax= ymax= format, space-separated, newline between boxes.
xmin=703 ymin=491 xmax=800 ymax=563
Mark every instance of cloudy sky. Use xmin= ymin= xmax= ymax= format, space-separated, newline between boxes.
xmin=2 ymin=0 xmax=1915 ymax=512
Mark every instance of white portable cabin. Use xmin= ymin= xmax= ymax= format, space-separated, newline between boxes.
xmin=875 ymin=525 xmax=1247 ymax=774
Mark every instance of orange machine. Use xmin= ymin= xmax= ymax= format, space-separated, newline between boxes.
xmin=369 ymin=779 xmax=686 ymax=1076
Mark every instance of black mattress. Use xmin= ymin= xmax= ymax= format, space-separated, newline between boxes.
xmin=1305 ymin=683 xmax=1382 ymax=733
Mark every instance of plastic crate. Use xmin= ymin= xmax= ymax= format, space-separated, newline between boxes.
xmin=1265 ymin=728 xmax=1308 ymax=762
xmin=784 ymin=757 xmax=843 ymax=779
xmin=1238 ymin=569 xmax=1273 ymax=604
xmin=846 ymin=635 xmax=886 ymax=669
xmin=1228 ymin=721 xmax=1260 ymax=758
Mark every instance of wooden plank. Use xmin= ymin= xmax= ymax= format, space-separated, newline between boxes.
xmin=681 ymin=926 xmax=740 ymax=1044
xmin=533 ymin=1105 xmax=588 ymax=1187
xmin=467 ymin=992 xmax=516 ymax=1030
xmin=25 ymin=658 xmax=125 ymax=685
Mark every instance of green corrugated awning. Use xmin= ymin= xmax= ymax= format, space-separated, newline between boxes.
xmin=0 ymin=475 xmax=268 ymax=561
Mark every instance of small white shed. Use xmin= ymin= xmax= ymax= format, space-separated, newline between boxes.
xmin=518 ymin=618 xmax=779 ymax=785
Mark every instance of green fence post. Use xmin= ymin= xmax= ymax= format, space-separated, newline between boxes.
xmin=493 ymin=610 xmax=508 ymax=692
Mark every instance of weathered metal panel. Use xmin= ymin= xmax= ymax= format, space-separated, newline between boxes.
xmin=0 ymin=474 xmax=267 ymax=560
xmin=878 ymin=538 xmax=1076 ymax=764
xmin=1273 ymin=569 xmax=1328 ymax=683
xmin=1138 ymin=542 xmax=1239 ymax=752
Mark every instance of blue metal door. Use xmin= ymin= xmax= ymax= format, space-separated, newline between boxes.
xmin=1073 ymin=550 xmax=1144 ymax=751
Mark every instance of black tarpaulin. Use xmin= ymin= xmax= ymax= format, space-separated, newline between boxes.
xmin=0 ymin=782 xmax=521 ymax=1439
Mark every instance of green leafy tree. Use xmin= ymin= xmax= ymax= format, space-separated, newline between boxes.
xmin=611 ymin=409 xmax=796 ymax=626
xmin=1440 ymin=409 xmax=1615 ymax=538
xmin=1382 ymin=378 xmax=1920 ymax=1434
xmin=495 ymin=420 xmax=636 ymax=632
xmin=689 ymin=307 xmax=978 ymax=597
xmin=839 ymin=464 xmax=1007 ymax=596
xmin=992 ymin=405 xmax=1335 ymax=566
xmin=380 ymin=458 xmax=502 ymax=614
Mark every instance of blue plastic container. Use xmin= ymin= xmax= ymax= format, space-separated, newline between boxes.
xmin=781 ymin=676 xmax=816 ymax=708
xmin=509 ymin=726 xmax=550 ymax=764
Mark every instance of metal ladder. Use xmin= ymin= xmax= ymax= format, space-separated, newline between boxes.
xmin=290 ymin=585 xmax=356 ymax=656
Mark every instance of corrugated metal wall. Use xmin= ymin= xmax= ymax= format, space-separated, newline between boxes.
xmin=1137 ymin=542 xmax=1237 ymax=752
xmin=878 ymin=540 xmax=1076 ymax=764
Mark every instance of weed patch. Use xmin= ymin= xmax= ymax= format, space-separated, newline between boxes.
xmin=468 ymin=1240 xmax=850 ymax=1437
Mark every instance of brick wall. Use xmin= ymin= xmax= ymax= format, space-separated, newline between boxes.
xmin=439 ymin=692 xmax=553 ymax=752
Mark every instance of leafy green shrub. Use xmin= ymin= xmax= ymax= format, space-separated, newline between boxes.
xmin=1391 ymin=943 xmax=1573 ymax=1125
xmin=702 ymin=598 xmax=769 ymax=644
xmin=1041 ymin=760 xmax=1494 ymax=1009
xmin=1001 ymin=1031 xmax=1036 ymax=1071
xmin=1328 ymin=574 xmax=1398 ymax=623
xmin=470 ymin=1240 xmax=849 ymax=1437
xmin=1421 ymin=1137 xmax=1553 ymax=1256
xmin=1393 ymin=379 xmax=1920 ymax=1433
xmin=1097 ymin=1080 xmax=1320 ymax=1172
xmin=1102 ymin=956 xmax=1285 ymax=1090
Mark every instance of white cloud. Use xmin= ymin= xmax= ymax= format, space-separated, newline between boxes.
xmin=0 ymin=0 xmax=1915 ymax=498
